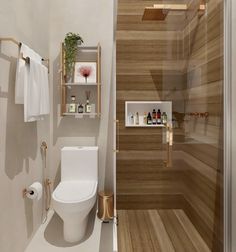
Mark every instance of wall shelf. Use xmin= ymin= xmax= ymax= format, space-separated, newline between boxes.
xmin=64 ymin=82 xmax=99 ymax=86
xmin=60 ymin=43 xmax=101 ymax=118
xmin=125 ymin=101 xmax=172 ymax=127
xmin=126 ymin=124 xmax=166 ymax=128
xmin=63 ymin=112 xmax=98 ymax=118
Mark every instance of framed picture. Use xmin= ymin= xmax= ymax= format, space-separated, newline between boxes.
xmin=74 ymin=62 xmax=97 ymax=83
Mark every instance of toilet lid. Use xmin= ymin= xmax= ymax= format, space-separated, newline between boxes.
xmin=53 ymin=181 xmax=97 ymax=203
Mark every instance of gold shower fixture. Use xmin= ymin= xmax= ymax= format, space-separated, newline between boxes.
xmin=142 ymin=1 xmax=206 ymax=21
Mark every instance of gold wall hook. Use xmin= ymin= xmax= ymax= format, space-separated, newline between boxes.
xmin=40 ymin=141 xmax=48 ymax=150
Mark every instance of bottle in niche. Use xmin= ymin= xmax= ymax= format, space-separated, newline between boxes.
xmin=157 ymin=109 xmax=162 ymax=124
xmin=143 ymin=112 xmax=147 ymax=125
xmin=152 ymin=109 xmax=157 ymax=124
xmin=129 ymin=113 xmax=134 ymax=125
xmin=162 ymin=112 xmax=168 ymax=125
xmin=68 ymin=95 xmax=76 ymax=113
xmin=78 ymin=103 xmax=84 ymax=113
xmin=147 ymin=112 xmax=152 ymax=125
xmin=135 ymin=112 xmax=139 ymax=125
xmin=85 ymin=91 xmax=92 ymax=113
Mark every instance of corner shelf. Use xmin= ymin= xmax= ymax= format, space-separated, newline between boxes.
xmin=60 ymin=43 xmax=101 ymax=118
xmin=125 ymin=101 xmax=172 ymax=127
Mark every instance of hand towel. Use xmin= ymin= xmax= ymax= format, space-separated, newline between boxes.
xmin=24 ymin=59 xmax=49 ymax=122
xmin=15 ymin=43 xmax=42 ymax=104
xmin=39 ymin=65 xmax=50 ymax=116
xmin=15 ymin=44 xmax=29 ymax=104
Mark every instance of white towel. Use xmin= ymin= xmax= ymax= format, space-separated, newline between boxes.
xmin=15 ymin=43 xmax=42 ymax=104
xmin=39 ymin=65 xmax=50 ymax=116
xmin=24 ymin=59 xmax=49 ymax=122
xmin=15 ymin=44 xmax=29 ymax=104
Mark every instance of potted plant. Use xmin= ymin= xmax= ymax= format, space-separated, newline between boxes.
xmin=64 ymin=32 xmax=84 ymax=82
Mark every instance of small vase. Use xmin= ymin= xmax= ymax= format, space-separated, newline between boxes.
xmin=66 ymin=73 xmax=73 ymax=83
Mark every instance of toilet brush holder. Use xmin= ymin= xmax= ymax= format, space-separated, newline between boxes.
xmin=97 ymin=191 xmax=114 ymax=222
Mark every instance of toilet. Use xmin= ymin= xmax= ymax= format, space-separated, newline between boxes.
xmin=52 ymin=146 xmax=98 ymax=243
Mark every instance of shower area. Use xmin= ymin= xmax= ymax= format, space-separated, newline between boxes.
xmin=116 ymin=0 xmax=224 ymax=251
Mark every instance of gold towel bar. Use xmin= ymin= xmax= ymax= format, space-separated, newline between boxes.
xmin=0 ymin=37 xmax=49 ymax=64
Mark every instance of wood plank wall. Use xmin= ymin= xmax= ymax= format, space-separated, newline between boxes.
xmin=116 ymin=0 xmax=186 ymax=210
xmin=116 ymin=0 xmax=224 ymax=251
xmin=181 ymin=0 xmax=224 ymax=250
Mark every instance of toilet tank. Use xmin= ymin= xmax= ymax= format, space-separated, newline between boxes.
xmin=61 ymin=146 xmax=98 ymax=182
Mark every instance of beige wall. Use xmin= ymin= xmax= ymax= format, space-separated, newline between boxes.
xmin=48 ymin=0 xmax=115 ymax=192
xmin=0 ymin=0 xmax=115 ymax=250
xmin=0 ymin=1 xmax=50 ymax=252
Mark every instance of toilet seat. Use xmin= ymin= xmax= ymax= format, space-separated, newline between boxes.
xmin=53 ymin=181 xmax=97 ymax=203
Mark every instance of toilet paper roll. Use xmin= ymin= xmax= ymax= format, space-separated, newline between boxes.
xmin=26 ymin=182 xmax=43 ymax=200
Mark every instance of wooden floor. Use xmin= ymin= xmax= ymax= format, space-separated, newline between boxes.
xmin=117 ymin=209 xmax=211 ymax=252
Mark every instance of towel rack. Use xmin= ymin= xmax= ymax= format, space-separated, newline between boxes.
xmin=0 ymin=37 xmax=49 ymax=69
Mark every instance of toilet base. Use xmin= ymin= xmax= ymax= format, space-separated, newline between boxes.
xmin=63 ymin=216 xmax=88 ymax=243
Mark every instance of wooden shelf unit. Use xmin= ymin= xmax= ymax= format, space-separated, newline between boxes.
xmin=60 ymin=43 xmax=101 ymax=118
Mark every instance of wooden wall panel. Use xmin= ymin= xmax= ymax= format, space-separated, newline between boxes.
xmin=182 ymin=0 xmax=224 ymax=250
xmin=116 ymin=0 xmax=186 ymax=211
xmin=116 ymin=0 xmax=224 ymax=251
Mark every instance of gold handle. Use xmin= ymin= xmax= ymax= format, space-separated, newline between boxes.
xmin=114 ymin=119 xmax=120 ymax=153
xmin=165 ymin=125 xmax=173 ymax=167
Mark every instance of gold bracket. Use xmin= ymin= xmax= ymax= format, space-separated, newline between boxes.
xmin=22 ymin=188 xmax=34 ymax=198
xmin=40 ymin=141 xmax=48 ymax=151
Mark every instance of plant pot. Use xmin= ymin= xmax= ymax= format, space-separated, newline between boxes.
xmin=66 ymin=73 xmax=73 ymax=83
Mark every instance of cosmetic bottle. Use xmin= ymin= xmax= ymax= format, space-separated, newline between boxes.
xmin=85 ymin=100 xmax=92 ymax=113
xmin=152 ymin=109 xmax=157 ymax=124
xmin=68 ymin=95 xmax=76 ymax=113
xmin=78 ymin=103 xmax=84 ymax=113
xmin=85 ymin=91 xmax=92 ymax=113
xmin=162 ymin=112 xmax=167 ymax=125
xmin=130 ymin=113 xmax=134 ymax=125
xmin=157 ymin=109 xmax=162 ymax=124
xmin=143 ymin=112 xmax=147 ymax=125
xmin=135 ymin=112 xmax=139 ymax=125
xmin=147 ymin=112 xmax=152 ymax=125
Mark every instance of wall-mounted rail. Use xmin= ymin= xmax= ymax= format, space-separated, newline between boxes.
xmin=0 ymin=37 xmax=49 ymax=68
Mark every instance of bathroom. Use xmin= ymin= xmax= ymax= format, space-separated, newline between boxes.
xmin=0 ymin=0 xmax=236 ymax=252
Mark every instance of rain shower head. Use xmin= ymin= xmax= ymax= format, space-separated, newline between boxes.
xmin=142 ymin=4 xmax=188 ymax=21
xmin=142 ymin=2 xmax=206 ymax=21
xmin=142 ymin=7 xmax=170 ymax=21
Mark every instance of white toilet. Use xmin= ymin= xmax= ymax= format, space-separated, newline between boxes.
xmin=52 ymin=146 xmax=98 ymax=243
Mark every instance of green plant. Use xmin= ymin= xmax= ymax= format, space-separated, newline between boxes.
xmin=64 ymin=32 xmax=84 ymax=79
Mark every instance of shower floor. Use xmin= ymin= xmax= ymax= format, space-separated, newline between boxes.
xmin=117 ymin=209 xmax=210 ymax=252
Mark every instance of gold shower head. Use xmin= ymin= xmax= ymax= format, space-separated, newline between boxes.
xmin=142 ymin=4 xmax=188 ymax=21
xmin=142 ymin=2 xmax=206 ymax=21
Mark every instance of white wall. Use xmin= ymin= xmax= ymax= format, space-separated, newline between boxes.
xmin=48 ymin=0 xmax=115 ymax=192
xmin=0 ymin=1 xmax=50 ymax=252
